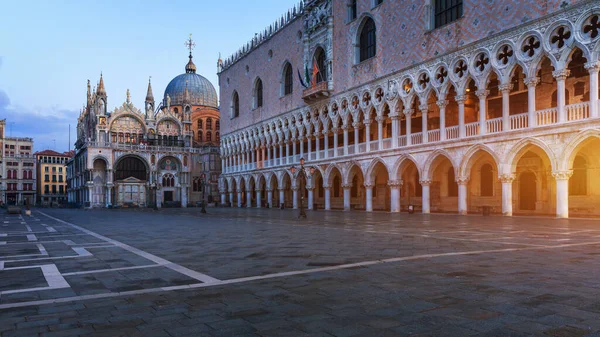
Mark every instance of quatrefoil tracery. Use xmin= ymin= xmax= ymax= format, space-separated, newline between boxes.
xmin=454 ymin=60 xmax=467 ymax=78
xmin=436 ymin=67 xmax=448 ymax=84
xmin=418 ymin=73 xmax=430 ymax=89
xmin=584 ymin=15 xmax=600 ymax=39
xmin=522 ymin=36 xmax=540 ymax=57
xmin=497 ymin=45 xmax=514 ymax=65
xmin=551 ymin=27 xmax=571 ymax=49
xmin=475 ymin=53 xmax=490 ymax=72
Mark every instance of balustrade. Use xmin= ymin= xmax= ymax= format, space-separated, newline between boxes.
xmin=465 ymin=122 xmax=479 ymax=137
xmin=536 ymin=107 xmax=558 ymax=126
xmin=398 ymin=136 xmax=407 ymax=147
xmin=567 ymin=102 xmax=590 ymax=121
xmin=428 ymin=129 xmax=440 ymax=143
xmin=446 ymin=126 xmax=459 ymax=140
xmin=510 ymin=113 xmax=528 ymax=130
xmin=486 ymin=117 xmax=502 ymax=133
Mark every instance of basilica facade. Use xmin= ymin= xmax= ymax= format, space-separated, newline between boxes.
xmin=67 ymin=49 xmax=221 ymax=208
xmin=218 ymin=0 xmax=600 ymax=218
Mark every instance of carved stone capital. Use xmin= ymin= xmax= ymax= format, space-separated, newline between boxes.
xmin=524 ymin=77 xmax=540 ymax=88
xmin=455 ymin=95 xmax=467 ymax=103
xmin=436 ymin=100 xmax=449 ymax=109
xmin=363 ymin=119 xmax=372 ymax=125
xmin=419 ymin=179 xmax=432 ymax=186
xmin=352 ymin=122 xmax=361 ymax=128
xmin=291 ymin=186 xmax=300 ymax=191
xmin=375 ymin=116 xmax=386 ymax=123
xmin=419 ymin=104 xmax=429 ymax=112
xmin=498 ymin=174 xmax=515 ymax=184
xmin=364 ymin=183 xmax=375 ymax=189
xmin=387 ymin=180 xmax=403 ymax=188
xmin=552 ymin=69 xmax=570 ymax=81
xmin=552 ymin=170 xmax=573 ymax=181
xmin=456 ymin=176 xmax=470 ymax=185
xmin=266 ymin=187 xmax=273 ymax=192
xmin=403 ymin=109 xmax=414 ymax=117
xmin=585 ymin=62 xmax=600 ymax=74
xmin=236 ymin=188 xmax=243 ymax=193
xmin=498 ymin=84 xmax=513 ymax=93
xmin=342 ymin=183 xmax=353 ymax=189
xmin=323 ymin=185 xmax=331 ymax=190
xmin=475 ymin=89 xmax=489 ymax=98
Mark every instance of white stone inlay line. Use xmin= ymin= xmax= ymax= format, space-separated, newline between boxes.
xmin=46 ymin=227 xmax=57 ymax=233
xmin=0 ymin=264 xmax=70 ymax=295
xmin=38 ymin=211 xmax=220 ymax=284
xmin=25 ymin=225 xmax=32 ymax=232
xmin=37 ymin=244 xmax=48 ymax=256
xmin=27 ymin=234 xmax=37 ymax=241
xmin=62 ymin=264 xmax=162 ymax=276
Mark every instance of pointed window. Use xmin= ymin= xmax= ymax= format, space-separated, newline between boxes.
xmin=283 ymin=63 xmax=293 ymax=95
xmin=207 ymin=118 xmax=212 ymax=129
xmin=315 ymin=48 xmax=327 ymax=83
xmin=434 ymin=0 xmax=463 ymax=29
xmin=232 ymin=91 xmax=240 ymax=118
xmin=347 ymin=0 xmax=357 ymax=21
xmin=197 ymin=119 xmax=203 ymax=129
xmin=359 ymin=18 xmax=376 ymax=62
xmin=255 ymin=79 xmax=263 ymax=108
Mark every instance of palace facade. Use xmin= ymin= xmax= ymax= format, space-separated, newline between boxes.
xmin=218 ymin=0 xmax=600 ymax=218
xmin=67 ymin=48 xmax=221 ymax=208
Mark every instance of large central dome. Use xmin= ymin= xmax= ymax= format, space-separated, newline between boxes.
xmin=163 ymin=55 xmax=218 ymax=108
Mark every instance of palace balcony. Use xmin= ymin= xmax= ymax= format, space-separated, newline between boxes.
xmin=302 ymin=81 xmax=330 ymax=104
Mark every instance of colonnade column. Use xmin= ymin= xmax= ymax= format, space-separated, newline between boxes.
xmin=586 ymin=63 xmax=599 ymax=118
xmin=292 ymin=186 xmax=299 ymax=209
xmin=285 ymin=142 xmax=290 ymax=165
xmin=404 ymin=109 xmax=413 ymax=145
xmin=315 ymin=135 xmax=320 ymax=160
xmin=553 ymin=171 xmax=572 ymax=219
xmin=342 ymin=184 xmax=352 ymax=211
xmin=237 ymin=189 xmax=242 ymax=208
xmin=365 ymin=183 xmax=374 ymax=212
xmin=220 ymin=191 xmax=226 ymax=205
xmin=421 ymin=180 xmax=431 ymax=214
xmin=420 ymin=105 xmax=428 ymax=143
xmin=343 ymin=126 xmax=349 ymax=155
xmin=476 ymin=90 xmax=488 ymax=135
xmin=246 ymin=189 xmax=252 ymax=208
xmin=229 ymin=190 xmax=234 ymax=207
xmin=307 ymin=187 xmax=314 ymax=210
xmin=323 ymin=130 xmax=329 ymax=159
xmin=499 ymin=84 xmax=512 ymax=131
xmin=457 ymin=95 xmax=466 ymax=138
xmin=332 ymin=128 xmax=339 ymax=157
xmin=353 ymin=122 xmax=360 ymax=154
xmin=107 ymin=186 xmax=113 ymax=207
xmin=554 ymin=70 xmax=569 ymax=123
xmin=266 ymin=188 xmax=273 ymax=208
xmin=388 ymin=180 xmax=402 ymax=213
xmin=299 ymin=136 xmax=304 ymax=160
xmin=279 ymin=143 xmax=284 ymax=166
xmin=376 ymin=116 xmax=384 ymax=149
xmin=324 ymin=186 xmax=331 ymax=210
xmin=457 ymin=176 xmax=469 ymax=215
xmin=256 ymin=189 xmax=262 ymax=208
xmin=307 ymin=135 xmax=312 ymax=160
xmin=278 ymin=188 xmax=285 ymax=208
xmin=525 ymin=77 xmax=539 ymax=128
xmin=292 ymin=138 xmax=297 ymax=163
xmin=500 ymin=174 xmax=514 ymax=216
xmin=364 ymin=119 xmax=371 ymax=152
xmin=391 ymin=115 xmax=400 ymax=147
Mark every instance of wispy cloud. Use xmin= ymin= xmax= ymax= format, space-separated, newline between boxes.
xmin=0 ymin=89 xmax=77 ymax=151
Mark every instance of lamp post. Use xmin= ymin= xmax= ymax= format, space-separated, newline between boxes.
xmin=200 ymin=173 xmax=207 ymax=214
xmin=289 ymin=157 xmax=315 ymax=219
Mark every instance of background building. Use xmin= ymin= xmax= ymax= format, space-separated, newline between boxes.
xmin=67 ymin=42 xmax=221 ymax=208
xmin=218 ymin=0 xmax=600 ymax=218
xmin=35 ymin=150 xmax=73 ymax=206
xmin=0 ymin=119 xmax=36 ymax=205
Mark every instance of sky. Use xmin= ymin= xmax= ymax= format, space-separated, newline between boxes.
xmin=0 ymin=0 xmax=299 ymax=152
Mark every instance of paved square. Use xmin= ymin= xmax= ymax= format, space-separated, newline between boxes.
xmin=0 ymin=208 xmax=600 ymax=336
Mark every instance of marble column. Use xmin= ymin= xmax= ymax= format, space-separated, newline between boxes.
xmin=246 ymin=190 xmax=252 ymax=208
xmin=279 ymin=188 xmax=285 ymax=208
xmin=332 ymin=128 xmax=339 ymax=157
xmin=267 ymin=188 xmax=273 ymax=208
xmin=499 ymin=84 xmax=512 ymax=131
xmin=181 ymin=185 xmax=188 ymax=208
xmin=404 ymin=109 xmax=413 ymax=145
xmin=365 ymin=183 xmax=374 ymax=212
xmin=279 ymin=143 xmax=284 ymax=166
xmin=553 ymin=171 xmax=573 ymax=219
xmin=307 ymin=135 xmax=312 ymax=161
xmin=376 ymin=116 xmax=384 ymax=149
xmin=421 ymin=180 xmax=431 ymax=214
xmin=292 ymin=186 xmax=299 ymax=209
xmin=256 ymin=189 xmax=262 ymax=208
xmin=315 ymin=135 xmax=320 ymax=160
xmin=299 ymin=136 xmax=304 ymax=160
xmin=457 ymin=176 xmax=469 ymax=215
xmin=237 ymin=189 xmax=242 ymax=208
xmin=285 ymin=142 xmax=290 ymax=165
xmin=586 ymin=63 xmax=599 ymax=118
xmin=342 ymin=184 xmax=352 ymax=211
xmin=307 ymin=187 xmax=314 ymax=210
xmin=343 ymin=126 xmax=349 ymax=155
xmin=500 ymin=174 xmax=514 ymax=216
xmin=388 ymin=180 xmax=402 ymax=213
xmin=420 ymin=105 xmax=428 ymax=143
xmin=229 ymin=192 xmax=234 ymax=207
xmin=323 ymin=130 xmax=329 ymax=159
xmin=107 ymin=186 xmax=112 ymax=207
xmin=391 ymin=115 xmax=400 ymax=147
xmin=525 ymin=77 xmax=539 ymax=128
xmin=353 ymin=122 xmax=360 ymax=153
xmin=220 ymin=192 xmax=226 ymax=205
xmin=554 ymin=69 xmax=570 ymax=123
xmin=364 ymin=120 xmax=371 ymax=152
xmin=324 ymin=186 xmax=331 ymax=210
xmin=476 ymin=90 xmax=488 ymax=134
xmin=457 ymin=95 xmax=466 ymax=138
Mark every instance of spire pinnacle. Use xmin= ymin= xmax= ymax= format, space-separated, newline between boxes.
xmin=87 ymin=79 xmax=91 ymax=104
xmin=146 ymin=76 xmax=154 ymax=102
xmin=97 ymin=73 xmax=106 ymax=96
xmin=183 ymin=80 xmax=190 ymax=102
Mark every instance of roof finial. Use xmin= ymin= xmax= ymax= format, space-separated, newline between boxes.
xmin=184 ymin=34 xmax=197 ymax=74
xmin=97 ymin=73 xmax=106 ymax=96
xmin=146 ymin=76 xmax=154 ymax=102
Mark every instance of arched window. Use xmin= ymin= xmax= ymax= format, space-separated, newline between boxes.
xmin=207 ymin=118 xmax=212 ymax=129
xmin=314 ymin=48 xmax=327 ymax=83
xmin=162 ymin=174 xmax=175 ymax=188
xmin=198 ymin=131 xmax=203 ymax=143
xmin=359 ymin=18 xmax=376 ymax=62
xmin=480 ymin=164 xmax=494 ymax=197
xmin=254 ymin=78 xmax=263 ymax=108
xmin=206 ymin=131 xmax=212 ymax=142
xmin=347 ymin=0 xmax=357 ymax=21
xmin=570 ymin=156 xmax=587 ymax=196
xmin=232 ymin=91 xmax=240 ymax=118
xmin=447 ymin=167 xmax=458 ymax=197
xmin=197 ymin=119 xmax=203 ymax=129
xmin=215 ymin=120 xmax=220 ymax=130
xmin=216 ymin=132 xmax=220 ymax=142
xmin=283 ymin=63 xmax=293 ymax=95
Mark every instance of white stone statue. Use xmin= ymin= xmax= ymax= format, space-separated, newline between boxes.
xmin=166 ymin=94 xmax=171 ymax=110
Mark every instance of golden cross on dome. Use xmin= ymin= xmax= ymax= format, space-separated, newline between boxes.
xmin=185 ymin=34 xmax=196 ymax=55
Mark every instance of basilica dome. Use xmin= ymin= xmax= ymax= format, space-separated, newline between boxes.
xmin=163 ymin=55 xmax=218 ymax=108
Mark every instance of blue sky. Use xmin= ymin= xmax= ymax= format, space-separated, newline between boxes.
xmin=0 ymin=0 xmax=298 ymax=151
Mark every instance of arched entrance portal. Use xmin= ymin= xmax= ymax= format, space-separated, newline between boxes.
xmin=519 ymin=171 xmax=537 ymax=211
xmin=114 ymin=156 xmax=148 ymax=207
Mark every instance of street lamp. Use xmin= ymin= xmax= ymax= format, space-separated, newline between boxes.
xmin=289 ymin=157 xmax=315 ymax=219
xmin=200 ymin=173 xmax=207 ymax=214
